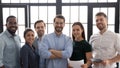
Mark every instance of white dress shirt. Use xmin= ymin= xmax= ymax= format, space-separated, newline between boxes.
xmin=89 ymin=30 xmax=120 ymax=68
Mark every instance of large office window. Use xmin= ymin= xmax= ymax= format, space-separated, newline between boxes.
xmin=62 ymin=6 xmax=88 ymax=38
xmin=0 ymin=0 xmax=119 ymax=44
xmin=30 ymin=6 xmax=56 ymax=35
xmin=0 ymin=0 xmax=119 ymax=67
xmin=62 ymin=0 xmax=117 ymax=3
xmin=2 ymin=0 xmax=56 ymax=3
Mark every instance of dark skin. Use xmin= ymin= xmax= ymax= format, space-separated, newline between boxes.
xmin=6 ymin=17 xmax=18 ymax=36
xmin=0 ymin=17 xmax=18 ymax=68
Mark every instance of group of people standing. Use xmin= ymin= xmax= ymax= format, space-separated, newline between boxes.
xmin=0 ymin=12 xmax=120 ymax=68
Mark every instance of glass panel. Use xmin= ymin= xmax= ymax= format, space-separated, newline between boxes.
xmin=39 ymin=0 xmax=47 ymax=3
xmin=10 ymin=8 xmax=18 ymax=17
xmin=93 ymin=25 xmax=99 ymax=34
xmin=31 ymin=6 xmax=56 ymax=24
xmin=93 ymin=8 xmax=100 ymax=24
xmin=100 ymin=8 xmax=108 ymax=15
xmin=89 ymin=0 xmax=117 ymax=2
xmin=108 ymin=7 xmax=115 ymax=24
xmin=38 ymin=0 xmax=56 ymax=3
xmin=80 ymin=0 xmax=88 ymax=3
xmin=48 ymin=24 xmax=54 ymax=34
xmin=3 ymin=26 xmax=6 ymax=31
xmin=2 ymin=0 xmax=10 ymax=3
xmin=3 ymin=8 xmax=25 ymax=24
xmin=31 ymin=24 xmax=38 ymax=36
xmin=98 ymin=0 xmax=107 ymax=3
xmin=48 ymin=6 xmax=56 ymax=23
xmin=62 ymin=6 xmax=70 ymax=23
xmin=80 ymin=6 xmax=88 ymax=23
xmin=18 ymin=8 xmax=25 ymax=24
xmin=18 ymin=26 xmax=25 ymax=43
xmin=89 ymin=0 xmax=97 ymax=3
xmin=11 ymin=0 xmax=19 ymax=3
xmin=83 ymin=24 xmax=87 ymax=40
xmin=21 ymin=43 xmax=24 ymax=47
xmin=63 ymin=24 xmax=70 ymax=36
xmin=3 ymin=8 xmax=10 ymax=25
xmin=70 ymin=0 xmax=79 ymax=3
xmin=39 ymin=6 xmax=47 ymax=23
xmin=108 ymin=0 xmax=117 ymax=2
xmin=30 ymin=0 xmax=39 ymax=3
xmin=20 ymin=0 xmax=29 ymax=3
xmin=108 ymin=25 xmax=114 ymax=32
xmin=30 ymin=6 xmax=39 ymax=23
xmin=93 ymin=7 xmax=115 ymax=25
xmin=70 ymin=6 xmax=79 ymax=23
xmin=44 ymin=24 xmax=47 ymax=34
xmin=48 ymin=0 xmax=56 ymax=3
xmin=62 ymin=0 xmax=70 ymax=3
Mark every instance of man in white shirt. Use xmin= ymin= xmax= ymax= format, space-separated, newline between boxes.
xmin=89 ymin=12 xmax=120 ymax=68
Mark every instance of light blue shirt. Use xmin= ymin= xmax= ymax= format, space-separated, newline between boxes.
xmin=33 ymin=36 xmax=46 ymax=68
xmin=37 ymin=37 xmax=46 ymax=68
xmin=0 ymin=30 xmax=21 ymax=68
xmin=39 ymin=32 xmax=73 ymax=68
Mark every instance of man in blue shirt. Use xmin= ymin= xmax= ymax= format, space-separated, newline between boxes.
xmin=0 ymin=16 xmax=21 ymax=68
xmin=33 ymin=20 xmax=46 ymax=68
xmin=39 ymin=14 xmax=73 ymax=68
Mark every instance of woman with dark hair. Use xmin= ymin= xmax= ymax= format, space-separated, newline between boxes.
xmin=69 ymin=22 xmax=92 ymax=68
xmin=20 ymin=28 xmax=39 ymax=68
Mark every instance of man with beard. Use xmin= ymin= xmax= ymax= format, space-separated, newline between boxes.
xmin=39 ymin=14 xmax=73 ymax=68
xmin=89 ymin=12 xmax=120 ymax=68
xmin=0 ymin=16 xmax=21 ymax=68
xmin=33 ymin=20 xmax=46 ymax=68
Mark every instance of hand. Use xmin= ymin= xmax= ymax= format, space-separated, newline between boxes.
xmin=68 ymin=63 xmax=73 ymax=68
xmin=0 ymin=65 xmax=5 ymax=68
xmin=93 ymin=62 xmax=101 ymax=66
xmin=102 ymin=59 xmax=112 ymax=66
xmin=68 ymin=65 xmax=73 ymax=68
xmin=49 ymin=49 xmax=55 ymax=53
xmin=81 ymin=64 xmax=88 ymax=68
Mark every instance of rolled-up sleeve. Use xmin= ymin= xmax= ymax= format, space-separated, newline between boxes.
xmin=0 ymin=38 xmax=5 ymax=67
xmin=62 ymin=37 xmax=73 ymax=58
xmin=39 ymin=36 xmax=52 ymax=59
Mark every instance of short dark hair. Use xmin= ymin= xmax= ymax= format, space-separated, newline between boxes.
xmin=96 ymin=12 xmax=107 ymax=18
xmin=53 ymin=14 xmax=65 ymax=22
xmin=24 ymin=28 xmax=34 ymax=38
xmin=34 ymin=20 xmax=46 ymax=28
xmin=72 ymin=22 xmax=85 ymax=41
xmin=6 ymin=15 xmax=16 ymax=23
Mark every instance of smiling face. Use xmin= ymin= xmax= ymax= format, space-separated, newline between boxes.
xmin=54 ymin=18 xmax=65 ymax=33
xmin=35 ymin=22 xmax=46 ymax=37
xmin=96 ymin=15 xmax=108 ymax=31
xmin=72 ymin=25 xmax=83 ymax=40
xmin=24 ymin=30 xmax=35 ymax=46
xmin=6 ymin=17 xmax=18 ymax=34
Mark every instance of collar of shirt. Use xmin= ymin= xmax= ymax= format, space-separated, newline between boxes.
xmin=5 ymin=30 xmax=17 ymax=38
xmin=53 ymin=32 xmax=63 ymax=38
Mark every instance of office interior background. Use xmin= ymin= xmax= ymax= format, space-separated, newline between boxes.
xmin=0 ymin=0 xmax=120 ymax=67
